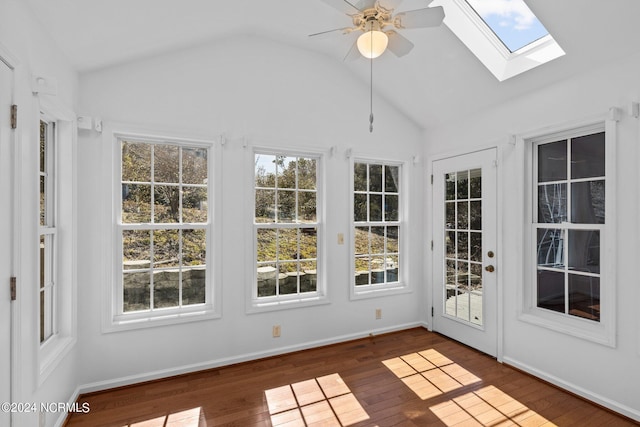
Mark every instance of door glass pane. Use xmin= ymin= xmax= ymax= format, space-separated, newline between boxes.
xmin=443 ymin=168 xmax=482 ymax=326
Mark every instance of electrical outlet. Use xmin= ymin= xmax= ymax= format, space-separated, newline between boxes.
xmin=375 ymin=308 xmax=382 ymax=320
xmin=272 ymin=325 xmax=281 ymax=337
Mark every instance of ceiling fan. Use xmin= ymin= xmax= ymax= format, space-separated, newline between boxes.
xmin=310 ymin=0 xmax=445 ymax=60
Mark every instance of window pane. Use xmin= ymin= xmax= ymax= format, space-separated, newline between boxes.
xmin=537 ymin=270 xmax=565 ymax=314
xmin=255 ymin=189 xmax=275 ymax=223
xmin=371 ymin=227 xmax=385 ymax=255
xmin=355 ymin=257 xmax=370 ymax=285
xmin=568 ymin=275 xmax=600 ymax=321
xmin=355 ymin=226 xmax=369 ymax=256
xmin=182 ymin=147 xmax=208 ymax=185
xmin=257 ymin=264 xmax=277 ymax=296
xmin=257 ymin=229 xmax=277 ymax=262
xmin=279 ymin=228 xmax=299 ymax=261
xmin=537 ymin=228 xmax=564 ymax=268
xmin=354 ymin=194 xmax=367 ymax=222
xmin=385 ymin=165 xmax=399 ymax=193
xmin=279 ymin=263 xmax=299 ymax=294
xmin=385 ymin=195 xmax=398 ymax=221
xmin=538 ymin=183 xmax=567 ymax=223
xmin=371 ymin=256 xmax=385 ymax=283
xmin=300 ymin=261 xmax=317 ymax=292
xmin=369 ymin=164 xmax=382 ymax=192
xmin=123 ymin=271 xmax=150 ymax=312
xmin=122 ymin=184 xmax=151 ymax=223
xmin=300 ymin=228 xmax=317 ymax=260
xmin=182 ymin=187 xmax=207 ymax=223
xmin=354 ymin=163 xmax=367 ymax=191
xmin=387 ymin=255 xmax=399 ymax=283
xmin=277 ymin=190 xmax=296 ymax=223
xmin=123 ymin=230 xmax=151 ymax=270
xmin=387 ymin=226 xmax=399 ymax=253
xmin=537 ymin=140 xmax=567 ymax=182
xmin=276 ymin=156 xmax=297 ymax=189
xmin=183 ymin=229 xmax=206 ymax=266
xmin=456 ymin=170 xmax=469 ymax=199
xmin=39 ymin=236 xmax=45 ymax=288
xmin=571 ymin=132 xmax=605 ymax=179
xmin=154 ymin=185 xmax=180 ymax=223
xmin=571 ymin=181 xmax=604 ymax=224
xmin=568 ymin=230 xmax=599 ymax=274
xmin=154 ymin=270 xmax=179 ymax=308
xmin=154 ymin=144 xmax=180 ymax=183
xmin=369 ymin=194 xmax=382 ymax=221
xmin=298 ymin=191 xmax=316 ymax=223
xmin=298 ymin=158 xmax=316 ymax=190
xmin=182 ymin=267 xmax=206 ymax=305
xmin=153 ymin=229 xmax=180 ymax=267
xmin=40 ymin=175 xmax=46 ymax=226
xmin=122 ymin=142 xmax=151 ymax=182
xmin=255 ymin=154 xmax=276 ymax=188
xmin=40 ymin=121 xmax=46 ymax=173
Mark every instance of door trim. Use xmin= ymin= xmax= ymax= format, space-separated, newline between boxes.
xmin=427 ymin=144 xmax=504 ymax=362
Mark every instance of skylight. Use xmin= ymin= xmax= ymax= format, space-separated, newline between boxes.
xmin=432 ymin=0 xmax=565 ymax=81
xmin=465 ymin=0 xmax=549 ymax=52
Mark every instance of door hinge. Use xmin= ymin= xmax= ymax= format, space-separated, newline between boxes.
xmin=431 ymin=307 xmax=434 ymax=317
xmin=10 ymin=277 xmax=16 ymax=301
xmin=10 ymin=104 xmax=17 ymax=129
xmin=431 ymin=240 xmax=433 ymax=250
xmin=430 ymin=174 xmax=433 ymax=184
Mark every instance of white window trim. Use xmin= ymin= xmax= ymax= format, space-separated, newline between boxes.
xmin=246 ymin=145 xmax=328 ymax=314
xmin=518 ymin=118 xmax=616 ymax=347
xmin=102 ymin=127 xmax=222 ymax=333
xmin=36 ymin=99 xmax=77 ymax=383
xmin=432 ymin=0 xmax=565 ymax=81
xmin=349 ymin=155 xmax=410 ymax=300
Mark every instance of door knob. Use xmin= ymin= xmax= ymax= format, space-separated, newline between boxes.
xmin=485 ymin=265 xmax=495 ymax=273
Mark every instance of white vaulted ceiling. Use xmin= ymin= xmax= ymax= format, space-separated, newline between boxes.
xmin=22 ymin=0 xmax=640 ymax=129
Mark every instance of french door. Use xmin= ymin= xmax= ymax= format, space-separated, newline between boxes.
xmin=0 ymin=58 xmax=14 ymax=426
xmin=432 ymin=148 xmax=498 ymax=357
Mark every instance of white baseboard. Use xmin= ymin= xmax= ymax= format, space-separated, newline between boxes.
xmin=502 ymin=356 xmax=640 ymax=422
xmin=77 ymin=322 xmax=425 ymax=395
xmin=53 ymin=386 xmax=80 ymax=427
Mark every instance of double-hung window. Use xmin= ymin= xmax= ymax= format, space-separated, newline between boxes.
xmin=252 ymin=151 xmax=322 ymax=308
xmin=115 ymin=136 xmax=214 ymax=325
xmin=525 ymin=122 xmax=615 ymax=345
xmin=39 ymin=117 xmax=56 ymax=343
xmin=352 ymin=160 xmax=404 ymax=296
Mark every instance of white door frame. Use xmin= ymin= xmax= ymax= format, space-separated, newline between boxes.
xmin=1 ymin=44 xmax=19 ymax=427
xmin=427 ymin=145 xmax=504 ymax=361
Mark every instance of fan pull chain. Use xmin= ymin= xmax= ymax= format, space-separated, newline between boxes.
xmin=369 ymin=35 xmax=374 ymax=133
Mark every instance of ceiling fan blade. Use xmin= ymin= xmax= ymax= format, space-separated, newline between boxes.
xmin=394 ymin=6 xmax=445 ymax=29
xmin=386 ymin=30 xmax=414 ymax=57
xmin=319 ymin=0 xmax=361 ymax=15
xmin=377 ymin=0 xmax=404 ymax=11
xmin=309 ymin=27 xmax=356 ymax=39
xmin=354 ymin=0 xmax=377 ymax=10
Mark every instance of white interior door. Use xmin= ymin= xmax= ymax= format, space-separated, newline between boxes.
xmin=432 ymin=148 xmax=498 ymax=357
xmin=0 ymin=59 xmax=13 ymax=426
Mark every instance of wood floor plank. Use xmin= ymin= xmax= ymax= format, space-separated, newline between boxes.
xmin=64 ymin=328 xmax=638 ymax=427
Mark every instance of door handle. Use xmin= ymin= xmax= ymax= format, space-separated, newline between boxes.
xmin=485 ymin=265 xmax=495 ymax=273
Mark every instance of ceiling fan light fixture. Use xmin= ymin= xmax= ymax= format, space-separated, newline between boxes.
xmin=357 ymin=22 xmax=388 ymax=59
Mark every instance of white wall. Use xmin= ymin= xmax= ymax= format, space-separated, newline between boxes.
xmin=0 ymin=1 xmax=79 ymax=426
xmin=76 ymin=35 xmax=426 ymax=389
xmin=424 ymin=52 xmax=640 ymax=420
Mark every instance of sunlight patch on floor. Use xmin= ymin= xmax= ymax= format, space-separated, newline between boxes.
xmin=265 ymin=373 xmax=370 ymax=426
xmin=125 ymin=407 xmax=205 ymax=427
xmin=430 ymin=385 xmax=557 ymax=427
xmin=383 ymin=349 xmax=481 ymax=399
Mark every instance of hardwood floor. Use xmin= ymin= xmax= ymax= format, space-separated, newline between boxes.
xmin=64 ymin=328 xmax=637 ymax=427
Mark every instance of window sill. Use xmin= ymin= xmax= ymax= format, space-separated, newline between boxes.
xmin=39 ymin=334 xmax=76 ymax=384
xmin=103 ymin=306 xmax=220 ymax=333
xmin=350 ymin=282 xmax=411 ymax=301
xmin=518 ymin=308 xmax=615 ymax=348
xmin=247 ymin=294 xmax=330 ymax=314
